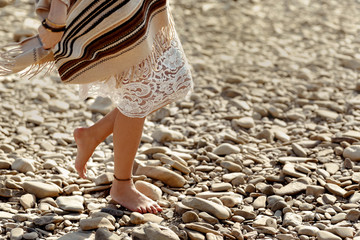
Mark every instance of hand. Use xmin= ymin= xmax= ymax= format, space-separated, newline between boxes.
xmin=38 ymin=25 xmax=64 ymax=50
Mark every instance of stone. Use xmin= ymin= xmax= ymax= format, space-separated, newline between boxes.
xmin=324 ymin=163 xmax=339 ymax=175
xmin=343 ymin=145 xmax=360 ymax=161
xmin=219 ymin=196 xmax=240 ymax=208
xmin=10 ymin=228 xmax=23 ymax=240
xmin=0 ymin=160 xmax=11 ymax=169
xmin=80 ymin=217 xmax=115 ymax=231
xmin=282 ymin=163 xmax=306 ymax=178
xmin=182 ymin=197 xmax=231 ymax=220
xmin=34 ymin=215 xmax=63 ymax=226
xmin=283 ymin=212 xmax=302 ymax=227
xmin=325 ymin=183 xmax=347 ymax=197
xmin=327 ymin=227 xmax=354 ymax=238
xmin=95 ymin=228 xmax=119 ymax=240
xmin=22 ymin=232 xmax=38 ymax=240
xmin=88 ymin=97 xmax=114 ymax=115
xmin=135 ymin=180 xmax=162 ymax=201
xmin=211 ymin=182 xmax=232 ymax=192
xmin=56 ymin=196 xmax=84 ymax=212
xmin=49 ymin=100 xmax=70 ymax=112
xmin=11 ymin=158 xmax=36 ymax=173
xmin=58 ymin=231 xmax=93 ymax=240
xmin=182 ymin=211 xmax=199 ymax=223
xmin=132 ymin=222 xmax=180 ymax=240
xmin=234 ymin=117 xmax=255 ymax=128
xmin=253 ymin=196 xmax=267 ymax=209
xmin=94 ymin=173 xmax=114 ymax=186
xmin=316 ymin=109 xmax=339 ymax=120
xmin=0 ymin=211 xmax=14 ymax=220
xmin=130 ymin=212 xmax=146 ymax=225
xmin=20 ymin=193 xmax=36 ymax=209
xmin=306 ymin=185 xmax=325 ymax=197
xmin=220 ymin=161 xmax=242 ymax=172
xmin=316 ymin=231 xmax=341 ymax=240
xmin=298 ymin=226 xmax=319 ymax=236
xmin=135 ymin=164 xmax=186 ymax=188
xmin=275 ymin=181 xmax=307 ymax=196
xmin=152 ymin=127 xmax=185 ymax=142
xmin=346 ymin=209 xmax=360 ymax=221
xmin=212 ymin=143 xmax=241 ymax=155
xmin=23 ymin=181 xmax=61 ymax=199
xmin=292 ymin=143 xmax=307 ymax=157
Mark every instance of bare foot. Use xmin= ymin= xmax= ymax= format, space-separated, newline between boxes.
xmin=110 ymin=179 xmax=163 ymax=214
xmin=73 ymin=127 xmax=98 ymax=179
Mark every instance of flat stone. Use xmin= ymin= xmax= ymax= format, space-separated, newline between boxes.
xmin=88 ymin=97 xmax=114 ymax=115
xmin=220 ymin=161 xmax=242 ymax=172
xmin=325 ymin=183 xmax=347 ymax=197
xmin=212 ymin=143 xmax=241 ymax=155
xmin=234 ymin=117 xmax=255 ymax=128
xmin=11 ymin=158 xmax=35 ymax=173
xmin=253 ymin=196 xmax=267 ymax=209
xmin=23 ymin=181 xmax=61 ymax=199
xmin=152 ymin=127 xmax=185 ymax=142
xmin=182 ymin=211 xmax=199 ymax=223
xmin=132 ymin=222 xmax=180 ymax=240
xmin=292 ymin=143 xmax=307 ymax=157
xmin=79 ymin=217 xmax=115 ymax=231
xmin=298 ymin=226 xmax=319 ymax=236
xmin=182 ymin=197 xmax=231 ymax=220
xmin=316 ymin=109 xmax=339 ymax=120
xmin=324 ymin=163 xmax=339 ymax=175
xmin=0 ymin=211 xmax=14 ymax=220
xmin=211 ymin=183 xmax=232 ymax=192
xmin=135 ymin=164 xmax=186 ymax=188
xmin=275 ymin=181 xmax=307 ymax=196
xmin=56 ymin=196 xmax=84 ymax=212
xmin=327 ymin=227 xmax=354 ymax=238
xmin=95 ymin=228 xmax=119 ymax=240
xmin=283 ymin=212 xmax=302 ymax=227
xmin=0 ymin=160 xmax=11 ymax=169
xmin=316 ymin=231 xmax=341 ymax=240
xmin=58 ymin=231 xmax=93 ymax=240
xmin=22 ymin=232 xmax=38 ymax=240
xmin=346 ymin=209 xmax=360 ymax=221
xmin=306 ymin=185 xmax=325 ymax=197
xmin=282 ymin=163 xmax=306 ymax=178
xmin=94 ymin=173 xmax=113 ymax=186
xmin=135 ymin=180 xmax=162 ymax=201
xmin=10 ymin=228 xmax=23 ymax=240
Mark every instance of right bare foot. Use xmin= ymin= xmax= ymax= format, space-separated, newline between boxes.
xmin=73 ymin=127 xmax=98 ymax=179
xmin=110 ymin=178 xmax=163 ymax=214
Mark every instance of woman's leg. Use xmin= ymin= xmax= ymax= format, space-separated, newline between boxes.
xmin=110 ymin=110 xmax=162 ymax=214
xmin=74 ymin=108 xmax=118 ymax=178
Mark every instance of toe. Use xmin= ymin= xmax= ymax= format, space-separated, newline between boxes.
xmin=146 ymin=206 xmax=152 ymax=213
xmin=136 ymin=207 xmax=143 ymax=213
xmin=150 ymin=205 xmax=158 ymax=214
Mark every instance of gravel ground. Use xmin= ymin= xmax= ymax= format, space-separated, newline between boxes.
xmin=1 ymin=0 xmax=360 ymax=239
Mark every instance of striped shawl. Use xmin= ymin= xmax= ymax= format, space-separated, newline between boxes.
xmin=0 ymin=0 xmax=174 ymax=85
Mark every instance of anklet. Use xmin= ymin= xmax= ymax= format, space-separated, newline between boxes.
xmin=113 ymin=175 xmax=132 ymax=181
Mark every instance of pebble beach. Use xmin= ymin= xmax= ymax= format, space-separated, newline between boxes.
xmin=1 ymin=0 xmax=360 ymax=239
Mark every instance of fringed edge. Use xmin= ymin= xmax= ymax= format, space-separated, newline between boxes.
xmin=108 ymin=19 xmax=177 ymax=89
xmin=0 ymin=42 xmax=56 ymax=79
xmin=0 ymin=43 xmax=22 ymax=76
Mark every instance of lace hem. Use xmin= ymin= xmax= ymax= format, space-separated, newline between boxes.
xmin=78 ymin=22 xmax=194 ymax=118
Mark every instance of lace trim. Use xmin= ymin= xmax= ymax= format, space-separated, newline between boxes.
xmin=79 ymin=22 xmax=193 ymax=118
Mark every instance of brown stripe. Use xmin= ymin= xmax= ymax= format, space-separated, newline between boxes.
xmin=58 ymin=0 xmax=166 ymax=80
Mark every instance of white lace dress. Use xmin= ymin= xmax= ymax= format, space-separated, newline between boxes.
xmin=78 ymin=23 xmax=193 ymax=118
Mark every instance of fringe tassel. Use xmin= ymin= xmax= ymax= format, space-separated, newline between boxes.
xmin=0 ymin=43 xmax=21 ymax=76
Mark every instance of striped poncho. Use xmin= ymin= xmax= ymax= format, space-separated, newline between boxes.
xmin=1 ymin=0 xmax=176 ymax=85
